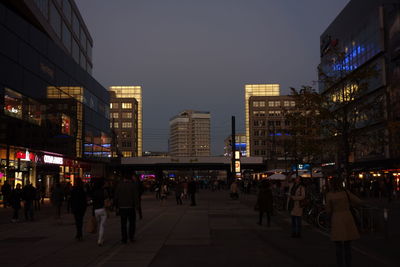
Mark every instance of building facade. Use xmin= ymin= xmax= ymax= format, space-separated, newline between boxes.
xmin=0 ymin=0 xmax=110 ymax=191
xmin=224 ymin=134 xmax=247 ymax=157
xmin=244 ymin=84 xmax=280 ymax=157
xmin=109 ymin=87 xmax=140 ymax=158
xmin=169 ymin=110 xmax=211 ymax=157
xmin=248 ymin=95 xmax=296 ymax=168
xmin=319 ymin=0 xmax=400 ymax=171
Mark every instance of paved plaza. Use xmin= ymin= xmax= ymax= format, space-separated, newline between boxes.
xmin=0 ymin=190 xmax=398 ymax=267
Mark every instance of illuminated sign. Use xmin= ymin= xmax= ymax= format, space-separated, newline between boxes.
xmin=235 ymin=160 xmax=241 ymax=173
xmin=16 ymin=150 xmax=35 ymax=161
xmin=235 ymin=151 xmax=240 ymax=160
xmin=44 ymin=155 xmax=63 ymax=165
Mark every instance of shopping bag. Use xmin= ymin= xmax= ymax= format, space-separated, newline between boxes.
xmin=86 ymin=215 xmax=97 ymax=234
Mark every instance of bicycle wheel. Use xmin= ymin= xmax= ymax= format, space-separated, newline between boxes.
xmin=316 ymin=210 xmax=330 ymax=232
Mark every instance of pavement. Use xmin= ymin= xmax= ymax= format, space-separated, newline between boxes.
xmin=0 ymin=190 xmax=398 ymax=267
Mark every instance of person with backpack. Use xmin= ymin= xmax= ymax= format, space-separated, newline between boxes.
xmin=287 ymin=176 xmax=305 ymax=238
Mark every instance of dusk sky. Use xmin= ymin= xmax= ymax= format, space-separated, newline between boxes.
xmin=75 ymin=0 xmax=349 ymax=155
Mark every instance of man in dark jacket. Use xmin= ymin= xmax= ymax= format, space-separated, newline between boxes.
xmin=22 ymin=182 xmax=36 ymax=221
xmin=71 ymin=178 xmax=87 ymax=241
xmin=115 ymin=176 xmax=139 ymax=243
xmin=1 ymin=180 xmax=12 ymax=208
xmin=188 ymin=178 xmax=197 ymax=206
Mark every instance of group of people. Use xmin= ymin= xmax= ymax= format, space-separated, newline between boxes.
xmin=155 ymin=178 xmax=198 ymax=206
xmin=254 ymin=176 xmax=362 ymax=267
xmin=1 ymin=181 xmax=43 ymax=222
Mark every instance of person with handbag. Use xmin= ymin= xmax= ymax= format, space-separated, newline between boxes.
xmin=91 ymin=178 xmax=108 ymax=246
xmin=70 ymin=178 xmax=87 ymax=241
xmin=287 ymin=176 xmax=305 ymax=238
xmin=326 ymin=177 xmax=362 ymax=267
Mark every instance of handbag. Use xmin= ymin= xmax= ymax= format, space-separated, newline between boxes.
xmin=85 ymin=215 xmax=97 ymax=234
xmin=344 ymin=190 xmax=360 ymax=227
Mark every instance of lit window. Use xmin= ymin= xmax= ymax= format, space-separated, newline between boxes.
xmin=122 ymin=122 xmax=132 ymax=128
xmin=4 ymin=88 xmax=23 ymax=119
xmin=122 ymin=103 xmax=132 ymax=109
xmin=61 ymin=114 xmax=71 ymax=135
xmin=122 ymin=151 xmax=132 ymax=157
xmin=284 ymin=101 xmax=290 ymax=107
xmin=290 ymin=101 xmax=296 ymax=107
xmin=113 ymin=122 xmax=119 ymax=128
xmin=112 ymin=113 xmax=119 ymax=119
xmin=110 ymin=103 xmax=118 ymax=109
xmin=122 ymin=112 xmax=132 ymax=119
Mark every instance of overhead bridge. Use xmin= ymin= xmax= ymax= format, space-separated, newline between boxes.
xmin=120 ymin=156 xmax=266 ymax=172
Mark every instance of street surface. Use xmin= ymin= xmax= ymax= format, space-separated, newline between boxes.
xmin=0 ymin=190 xmax=398 ymax=267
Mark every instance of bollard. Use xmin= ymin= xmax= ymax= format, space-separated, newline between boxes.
xmin=383 ymin=208 xmax=388 ymax=239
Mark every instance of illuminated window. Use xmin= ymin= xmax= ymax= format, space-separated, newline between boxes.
xmin=122 ymin=122 xmax=132 ymax=128
xmin=110 ymin=103 xmax=118 ymax=109
xmin=122 ymin=112 xmax=132 ymax=119
xmin=122 ymin=151 xmax=132 ymax=157
xmin=290 ymin=101 xmax=296 ymax=107
xmin=122 ymin=103 xmax=132 ymax=109
xmin=284 ymin=101 xmax=290 ymax=107
xmin=61 ymin=114 xmax=71 ymax=135
xmin=4 ymin=88 xmax=23 ymax=119
xmin=111 ymin=113 xmax=119 ymax=119
xmin=112 ymin=122 xmax=119 ymax=128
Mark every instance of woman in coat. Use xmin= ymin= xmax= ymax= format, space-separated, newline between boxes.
xmin=326 ymin=177 xmax=362 ymax=267
xmin=287 ymin=177 xmax=305 ymax=238
xmin=257 ymin=180 xmax=273 ymax=226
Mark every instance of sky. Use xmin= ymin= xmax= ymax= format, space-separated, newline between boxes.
xmin=75 ymin=0 xmax=350 ymax=155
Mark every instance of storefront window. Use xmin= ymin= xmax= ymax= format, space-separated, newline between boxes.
xmin=4 ymin=88 xmax=23 ymax=119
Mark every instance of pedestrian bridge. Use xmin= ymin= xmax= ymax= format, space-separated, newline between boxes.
xmin=120 ymin=156 xmax=266 ymax=171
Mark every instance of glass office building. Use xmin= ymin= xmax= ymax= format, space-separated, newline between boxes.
xmin=0 ymin=1 xmax=110 ymax=189
xmin=319 ymin=0 xmax=400 ymax=170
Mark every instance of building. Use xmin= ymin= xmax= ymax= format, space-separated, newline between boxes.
xmin=169 ymin=110 xmax=211 ymax=157
xmin=319 ymin=0 xmax=400 ymax=173
xmin=244 ymin=84 xmax=280 ymax=157
xmin=248 ymin=95 xmax=297 ymax=169
xmin=108 ymin=86 xmax=141 ymax=157
xmin=0 ymin=0 xmax=110 ymax=191
xmin=224 ymin=134 xmax=246 ymax=157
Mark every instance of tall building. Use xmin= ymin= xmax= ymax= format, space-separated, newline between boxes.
xmin=245 ymin=84 xmax=280 ymax=156
xmin=0 ymin=0 xmax=110 ymax=191
xmin=224 ymin=134 xmax=246 ymax=157
xmin=169 ymin=110 xmax=211 ymax=157
xmin=109 ymin=86 xmax=141 ymax=157
xmin=319 ymin=0 xmax=400 ymax=171
xmin=248 ymin=95 xmax=297 ymax=168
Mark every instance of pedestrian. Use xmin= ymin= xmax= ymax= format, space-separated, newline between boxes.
xmin=230 ymin=181 xmax=239 ymax=200
xmin=114 ymin=175 xmax=139 ymax=244
xmin=287 ymin=176 xmax=305 ymax=238
xmin=257 ymin=180 xmax=273 ymax=226
xmin=91 ymin=178 xmax=107 ymax=246
xmin=65 ymin=182 xmax=72 ymax=213
xmin=188 ymin=178 xmax=197 ymax=206
xmin=10 ymin=183 xmax=22 ymax=222
xmin=160 ymin=183 xmax=168 ymax=205
xmin=183 ymin=179 xmax=189 ymax=199
xmin=34 ymin=185 xmax=41 ymax=211
xmin=22 ymin=182 xmax=36 ymax=221
xmin=52 ymin=182 xmax=64 ymax=219
xmin=175 ymin=180 xmax=183 ymax=205
xmin=1 ymin=180 xmax=12 ymax=208
xmin=71 ymin=178 xmax=87 ymax=241
xmin=132 ymin=175 xmax=144 ymax=219
xmin=326 ymin=177 xmax=362 ymax=267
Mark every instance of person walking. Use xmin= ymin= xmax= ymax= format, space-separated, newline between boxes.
xmin=10 ymin=183 xmax=22 ymax=222
xmin=133 ymin=175 xmax=144 ymax=219
xmin=287 ymin=176 xmax=305 ymax=238
xmin=1 ymin=180 xmax=12 ymax=208
xmin=188 ymin=178 xmax=197 ymax=206
xmin=65 ymin=182 xmax=72 ymax=213
xmin=326 ymin=177 xmax=362 ymax=267
xmin=91 ymin=179 xmax=107 ymax=246
xmin=71 ymin=178 xmax=87 ymax=241
xmin=52 ymin=182 xmax=64 ymax=219
xmin=175 ymin=180 xmax=183 ymax=205
xmin=22 ymin=182 xmax=36 ymax=221
xmin=115 ymin=175 xmax=139 ymax=244
xmin=257 ymin=180 xmax=273 ymax=226
xmin=230 ymin=181 xmax=239 ymax=200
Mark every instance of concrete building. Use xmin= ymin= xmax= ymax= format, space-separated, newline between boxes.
xmin=109 ymin=86 xmax=142 ymax=157
xmin=244 ymin=84 xmax=280 ymax=157
xmin=169 ymin=110 xmax=211 ymax=157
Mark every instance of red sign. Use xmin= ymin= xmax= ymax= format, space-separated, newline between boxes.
xmin=16 ymin=151 xmax=35 ymax=161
